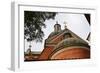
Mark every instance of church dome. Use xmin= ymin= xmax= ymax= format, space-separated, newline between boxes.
xmin=46 ymin=31 xmax=62 ymax=43
xmin=54 ymin=38 xmax=90 ymax=51
xmin=46 ymin=22 xmax=62 ymax=42
xmin=48 ymin=38 xmax=90 ymax=59
xmin=39 ymin=21 xmax=90 ymax=60
xmin=54 ymin=22 xmax=61 ymax=32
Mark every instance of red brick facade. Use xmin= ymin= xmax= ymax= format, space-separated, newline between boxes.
xmin=50 ymin=47 xmax=90 ymax=59
xmin=25 ymin=23 xmax=90 ymax=61
xmin=38 ymin=23 xmax=90 ymax=60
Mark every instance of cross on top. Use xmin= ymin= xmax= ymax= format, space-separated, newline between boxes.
xmin=64 ymin=21 xmax=67 ymax=29
xmin=56 ymin=21 xmax=58 ymax=24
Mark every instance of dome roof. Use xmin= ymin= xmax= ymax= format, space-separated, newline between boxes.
xmin=54 ymin=38 xmax=90 ymax=51
xmin=46 ymin=29 xmax=72 ymax=42
xmin=54 ymin=21 xmax=61 ymax=27
xmin=45 ymin=31 xmax=61 ymax=42
xmin=48 ymin=38 xmax=90 ymax=59
xmin=46 ymin=30 xmax=64 ymax=42
xmin=54 ymin=23 xmax=61 ymax=27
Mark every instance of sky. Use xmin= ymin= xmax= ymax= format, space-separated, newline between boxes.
xmin=25 ymin=13 xmax=90 ymax=52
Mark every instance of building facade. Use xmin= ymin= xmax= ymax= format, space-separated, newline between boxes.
xmin=25 ymin=22 xmax=90 ymax=61
xmin=39 ymin=22 xmax=90 ymax=60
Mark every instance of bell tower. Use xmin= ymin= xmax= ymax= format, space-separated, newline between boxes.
xmin=54 ymin=21 xmax=61 ymax=32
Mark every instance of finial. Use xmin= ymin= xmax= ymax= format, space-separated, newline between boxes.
xmin=56 ymin=21 xmax=58 ymax=24
xmin=64 ymin=21 xmax=67 ymax=29
xmin=29 ymin=45 xmax=32 ymax=48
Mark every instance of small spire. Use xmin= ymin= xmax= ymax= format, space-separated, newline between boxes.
xmin=56 ymin=21 xmax=58 ymax=24
xmin=29 ymin=44 xmax=32 ymax=48
xmin=64 ymin=21 xmax=67 ymax=29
